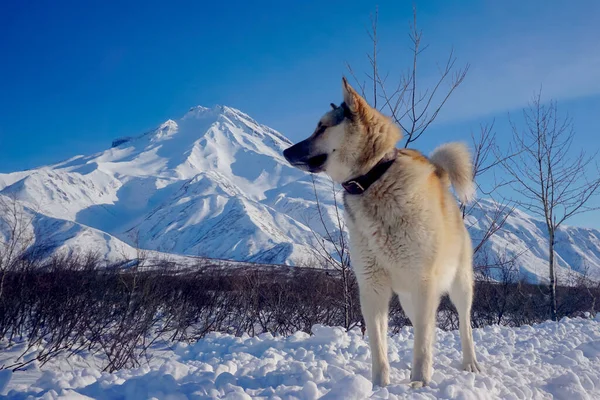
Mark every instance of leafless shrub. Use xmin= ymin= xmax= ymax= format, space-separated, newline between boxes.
xmin=461 ymin=123 xmax=516 ymax=254
xmin=0 ymin=195 xmax=36 ymax=300
xmin=1 ymin=250 xmax=597 ymax=372
xmin=303 ymin=175 xmax=361 ymax=332
xmin=499 ymin=90 xmax=600 ymax=321
xmin=346 ymin=6 xmax=469 ymax=148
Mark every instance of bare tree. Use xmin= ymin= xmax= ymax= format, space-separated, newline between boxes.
xmin=346 ymin=6 xmax=469 ymax=148
xmin=500 ymin=90 xmax=600 ymax=321
xmin=462 ymin=122 xmax=516 ymax=256
xmin=345 ymin=7 xmax=521 ymax=260
xmin=303 ymin=176 xmax=358 ymax=331
xmin=346 ymin=6 xmax=516 ymax=257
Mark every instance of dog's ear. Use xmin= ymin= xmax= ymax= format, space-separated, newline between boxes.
xmin=342 ymin=77 xmax=367 ymax=115
xmin=330 ymin=103 xmax=338 ymax=110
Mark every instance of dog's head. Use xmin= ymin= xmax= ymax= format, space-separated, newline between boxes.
xmin=283 ymin=77 xmax=402 ymax=183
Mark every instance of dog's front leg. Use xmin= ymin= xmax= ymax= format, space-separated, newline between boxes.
xmin=410 ymin=284 xmax=441 ymax=388
xmin=359 ymin=281 xmax=392 ymax=387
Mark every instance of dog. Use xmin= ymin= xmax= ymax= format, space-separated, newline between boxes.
xmin=282 ymin=77 xmax=480 ymax=387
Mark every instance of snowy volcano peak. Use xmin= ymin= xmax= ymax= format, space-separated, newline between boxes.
xmin=185 ymin=104 xmax=262 ymax=123
xmin=109 ymin=104 xmax=291 ymax=155
xmin=98 ymin=104 xmax=296 ymax=184
xmin=150 ymin=119 xmax=179 ymax=142
xmin=183 ymin=104 xmax=238 ymax=119
xmin=182 ymin=105 xmax=258 ymax=131
xmin=182 ymin=105 xmax=227 ymax=122
xmin=0 ymin=103 xmax=318 ymax=265
xmin=182 ymin=105 xmax=293 ymax=147
xmin=1 ymin=104 xmax=599 ymax=279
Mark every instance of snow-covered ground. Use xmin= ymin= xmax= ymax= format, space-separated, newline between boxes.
xmin=2 ymin=316 xmax=600 ymax=399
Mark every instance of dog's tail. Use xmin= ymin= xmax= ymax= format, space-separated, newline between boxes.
xmin=430 ymin=142 xmax=475 ymax=204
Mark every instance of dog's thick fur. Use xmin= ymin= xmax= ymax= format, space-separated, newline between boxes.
xmin=283 ymin=77 xmax=480 ymax=387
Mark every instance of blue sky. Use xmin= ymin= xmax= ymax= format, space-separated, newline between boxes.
xmin=1 ymin=0 xmax=599 ymax=226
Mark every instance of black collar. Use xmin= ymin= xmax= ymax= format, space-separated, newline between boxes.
xmin=341 ymin=149 xmax=398 ymax=195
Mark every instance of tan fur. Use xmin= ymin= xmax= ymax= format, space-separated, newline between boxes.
xmin=283 ymin=77 xmax=481 ymax=387
xmin=430 ymin=142 xmax=476 ymax=203
xmin=342 ymin=79 xmax=403 ymax=173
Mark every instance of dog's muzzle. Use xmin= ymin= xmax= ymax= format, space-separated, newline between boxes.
xmin=283 ymin=140 xmax=328 ymax=173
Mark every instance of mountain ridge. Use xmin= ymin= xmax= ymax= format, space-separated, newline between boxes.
xmin=1 ymin=104 xmax=599 ymax=283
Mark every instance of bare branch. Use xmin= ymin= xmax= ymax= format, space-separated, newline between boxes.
xmin=499 ymin=89 xmax=600 ymax=321
xmin=345 ymin=5 xmax=468 ymax=147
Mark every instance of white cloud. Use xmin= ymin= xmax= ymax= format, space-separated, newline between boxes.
xmin=431 ymin=12 xmax=600 ymax=123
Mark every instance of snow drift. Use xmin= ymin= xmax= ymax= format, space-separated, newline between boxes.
xmin=2 ymin=316 xmax=600 ymax=398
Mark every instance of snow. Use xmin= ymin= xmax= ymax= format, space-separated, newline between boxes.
xmin=2 ymin=317 xmax=600 ymax=399
xmin=0 ymin=104 xmax=325 ymax=266
xmin=465 ymin=199 xmax=600 ymax=282
xmin=0 ymin=104 xmax=599 ymax=280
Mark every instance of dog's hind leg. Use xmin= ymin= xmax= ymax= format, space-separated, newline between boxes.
xmin=449 ymin=261 xmax=481 ymax=373
xmin=409 ymin=283 xmax=441 ymax=388
xmin=359 ymin=279 xmax=392 ymax=387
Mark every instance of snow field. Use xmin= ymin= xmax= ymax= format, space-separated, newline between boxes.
xmin=2 ymin=316 xmax=600 ymax=399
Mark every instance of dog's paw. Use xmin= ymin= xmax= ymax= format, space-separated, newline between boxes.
xmin=410 ymin=380 xmax=426 ymax=389
xmin=462 ymin=359 xmax=481 ymax=373
xmin=409 ymin=370 xmax=430 ymax=388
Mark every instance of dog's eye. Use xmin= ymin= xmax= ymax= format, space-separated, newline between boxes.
xmin=315 ymin=125 xmax=327 ymax=136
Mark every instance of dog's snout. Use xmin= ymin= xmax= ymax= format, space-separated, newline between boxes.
xmin=283 ymin=140 xmax=310 ymax=164
xmin=283 ymin=146 xmax=294 ymax=163
xmin=283 ymin=139 xmax=327 ymax=173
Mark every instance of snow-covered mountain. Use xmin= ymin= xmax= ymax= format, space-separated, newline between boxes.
xmin=1 ymin=105 xmax=599 ymax=282
xmin=465 ymin=199 xmax=600 ymax=282
xmin=0 ymin=106 xmax=338 ymax=266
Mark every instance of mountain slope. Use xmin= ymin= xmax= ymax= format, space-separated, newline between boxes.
xmin=1 ymin=105 xmax=599 ymax=281
xmin=467 ymin=199 xmax=600 ymax=283
xmin=0 ymin=193 xmax=136 ymax=262
xmin=0 ymin=105 xmax=331 ymax=265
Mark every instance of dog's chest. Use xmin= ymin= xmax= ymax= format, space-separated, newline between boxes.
xmin=344 ymin=192 xmax=429 ymax=269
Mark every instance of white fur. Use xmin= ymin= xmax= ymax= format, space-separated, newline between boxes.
xmin=343 ymin=153 xmax=481 ymax=387
xmin=430 ymin=142 xmax=476 ymax=204
xmin=319 ymin=123 xmax=357 ymax=183
xmin=285 ymin=78 xmax=480 ymax=388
